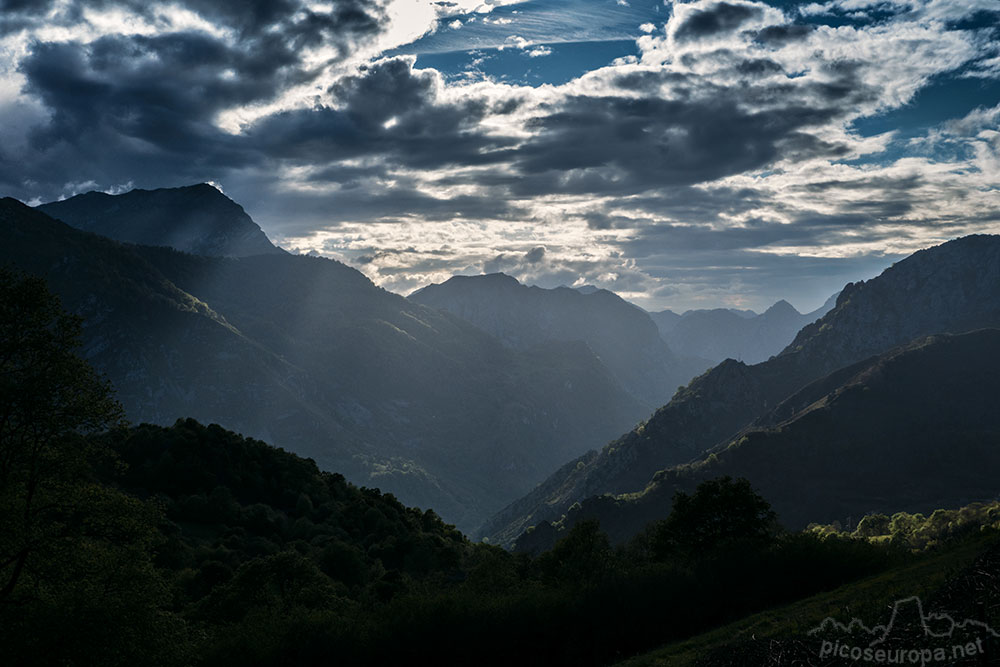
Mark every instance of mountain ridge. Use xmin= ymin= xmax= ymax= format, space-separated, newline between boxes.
xmin=410 ymin=272 xmax=705 ymax=411
xmin=37 ymin=184 xmax=286 ymax=258
xmin=514 ymin=328 xmax=1000 ymax=551
xmin=482 ymin=234 xmax=1000 ymax=545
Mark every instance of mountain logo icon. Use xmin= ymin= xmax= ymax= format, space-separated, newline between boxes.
xmin=807 ymin=596 xmax=999 ymax=664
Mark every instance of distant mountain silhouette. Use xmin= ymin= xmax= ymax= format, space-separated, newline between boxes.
xmin=410 ymin=273 xmax=706 ymax=411
xmin=650 ymin=293 xmax=838 ymax=365
xmin=514 ymin=329 xmax=1000 ymax=550
xmin=0 ymin=197 xmax=646 ymax=533
xmin=647 ymin=309 xmax=682 ymax=332
xmin=484 ymin=235 xmax=1000 ymax=545
xmin=37 ymin=184 xmax=285 ymax=257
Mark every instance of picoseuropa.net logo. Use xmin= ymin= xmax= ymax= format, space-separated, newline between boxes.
xmin=807 ymin=596 xmax=999 ymax=665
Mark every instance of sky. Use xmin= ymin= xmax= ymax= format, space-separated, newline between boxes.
xmin=1 ymin=0 xmax=998 ymax=312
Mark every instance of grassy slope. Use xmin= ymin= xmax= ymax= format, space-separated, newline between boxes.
xmin=616 ymin=533 xmax=998 ymax=666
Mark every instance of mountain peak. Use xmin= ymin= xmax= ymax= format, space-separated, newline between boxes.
xmin=763 ymin=299 xmax=800 ymax=317
xmin=37 ymin=185 xmax=285 ymax=258
xmin=480 ymin=272 xmax=520 ymax=284
xmin=435 ymin=272 xmax=522 ymax=289
xmin=188 ymin=182 xmax=223 ymax=192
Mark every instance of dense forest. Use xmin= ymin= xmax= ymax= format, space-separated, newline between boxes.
xmin=3 ymin=266 xmax=1000 ymax=665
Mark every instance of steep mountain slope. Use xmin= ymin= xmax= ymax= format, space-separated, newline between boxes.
xmin=0 ymin=197 xmax=332 ymax=447
xmin=410 ymin=273 xmax=702 ymax=410
xmin=483 ymin=235 xmax=1000 ymax=544
xmin=38 ymin=184 xmax=284 ymax=257
xmin=0 ymin=197 xmax=646 ymax=532
xmin=516 ymin=330 xmax=1000 ymax=550
xmin=651 ymin=293 xmax=838 ymax=365
xmin=647 ymin=309 xmax=682 ymax=333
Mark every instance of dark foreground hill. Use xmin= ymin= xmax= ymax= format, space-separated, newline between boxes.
xmin=411 ymin=273 xmax=706 ymax=411
xmin=0 ymin=196 xmax=646 ymax=531
xmin=38 ymin=183 xmax=285 ymax=257
xmin=13 ymin=417 xmax=1000 ymax=667
xmin=484 ymin=235 xmax=1000 ymax=545
xmin=516 ymin=329 xmax=1000 ymax=551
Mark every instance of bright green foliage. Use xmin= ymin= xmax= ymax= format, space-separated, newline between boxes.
xmin=812 ymin=502 xmax=1000 ymax=552
xmin=854 ymin=512 xmax=891 ymax=538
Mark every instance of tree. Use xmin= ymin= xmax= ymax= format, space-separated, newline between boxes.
xmin=537 ymin=519 xmax=614 ymax=585
xmin=648 ymin=477 xmax=778 ymax=561
xmin=853 ymin=513 xmax=891 ymax=538
xmin=0 ymin=268 xmax=190 ymax=665
xmin=0 ymin=267 xmax=124 ymax=601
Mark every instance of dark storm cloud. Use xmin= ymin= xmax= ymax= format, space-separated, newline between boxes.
xmin=0 ymin=0 xmax=58 ymax=35
xmin=735 ymin=57 xmax=785 ymax=77
xmin=353 ymin=245 xmax=454 ymax=266
xmin=510 ymin=55 xmax=876 ymax=198
xmin=611 ymin=69 xmax=690 ymax=92
xmin=246 ymin=58 xmax=521 ymax=168
xmin=508 ymin=94 xmax=848 ymax=195
xmin=523 ymin=246 xmax=545 ymax=263
xmin=0 ymin=0 xmax=53 ymax=7
xmin=3 ymin=0 xmax=390 ymax=198
xmin=331 ymin=57 xmax=437 ymax=124
xmin=799 ymin=174 xmax=924 ymax=193
xmin=13 ymin=34 xmax=257 ymax=186
xmin=750 ymin=23 xmax=815 ymax=47
xmin=581 ymin=185 xmax=770 ymax=231
xmin=616 ymin=219 xmax=812 ymax=257
xmin=674 ymin=2 xmax=764 ymax=42
xmin=21 ymin=32 xmax=301 ymax=139
xmin=292 ymin=48 xmax=869 ymax=206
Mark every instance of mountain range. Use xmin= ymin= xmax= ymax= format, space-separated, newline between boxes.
xmin=410 ymin=273 xmax=706 ymax=411
xmin=650 ymin=294 xmax=839 ymax=366
xmin=8 ymin=183 xmax=1000 ymax=548
xmin=1 ymin=189 xmax=650 ymax=533
xmin=484 ymin=234 xmax=1000 ymax=546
